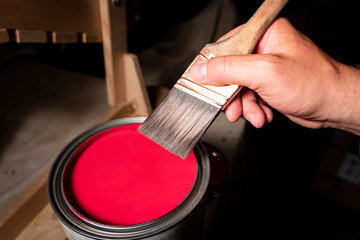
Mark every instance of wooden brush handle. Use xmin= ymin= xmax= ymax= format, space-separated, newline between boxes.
xmin=205 ymin=0 xmax=289 ymax=56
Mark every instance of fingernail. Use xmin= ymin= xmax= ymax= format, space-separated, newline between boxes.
xmin=190 ymin=62 xmax=207 ymax=82
xmin=246 ymin=114 xmax=259 ymax=128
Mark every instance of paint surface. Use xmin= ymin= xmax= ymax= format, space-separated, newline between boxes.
xmin=63 ymin=124 xmax=198 ymax=226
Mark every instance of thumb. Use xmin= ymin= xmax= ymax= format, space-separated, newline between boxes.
xmin=190 ymin=55 xmax=272 ymax=92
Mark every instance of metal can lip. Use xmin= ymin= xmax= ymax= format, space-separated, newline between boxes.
xmin=48 ymin=117 xmax=210 ymax=239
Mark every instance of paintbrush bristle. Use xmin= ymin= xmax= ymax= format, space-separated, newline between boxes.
xmin=138 ymin=87 xmax=220 ymax=159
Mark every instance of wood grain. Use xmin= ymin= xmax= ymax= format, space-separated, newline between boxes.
xmin=99 ymin=0 xmax=128 ymax=107
xmin=81 ymin=32 xmax=102 ymax=43
xmin=0 ymin=0 xmax=101 ymax=33
xmin=15 ymin=204 xmax=66 ymax=240
xmin=123 ymin=53 xmax=152 ymax=117
xmin=51 ymin=32 xmax=77 ymax=43
xmin=0 ymin=168 xmax=49 ymax=240
xmin=15 ymin=30 xmax=47 ymax=43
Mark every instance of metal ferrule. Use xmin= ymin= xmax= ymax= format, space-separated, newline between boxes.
xmin=174 ymin=48 xmax=242 ymax=109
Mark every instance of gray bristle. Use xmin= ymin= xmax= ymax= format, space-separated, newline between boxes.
xmin=138 ymin=88 xmax=220 ymax=159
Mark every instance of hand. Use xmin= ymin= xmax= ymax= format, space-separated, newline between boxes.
xmin=190 ymin=18 xmax=360 ymax=135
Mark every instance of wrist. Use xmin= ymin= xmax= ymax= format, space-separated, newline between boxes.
xmin=326 ymin=63 xmax=360 ymax=135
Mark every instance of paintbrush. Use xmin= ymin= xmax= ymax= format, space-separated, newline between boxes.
xmin=139 ymin=0 xmax=289 ymax=158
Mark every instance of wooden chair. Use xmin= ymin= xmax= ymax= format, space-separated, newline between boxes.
xmin=0 ymin=0 xmax=151 ymax=116
xmin=0 ymin=1 xmax=152 ymax=239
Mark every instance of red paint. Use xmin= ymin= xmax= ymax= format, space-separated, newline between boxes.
xmin=63 ymin=124 xmax=198 ymax=226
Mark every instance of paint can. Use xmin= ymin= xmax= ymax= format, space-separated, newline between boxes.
xmin=48 ymin=117 xmax=210 ymax=239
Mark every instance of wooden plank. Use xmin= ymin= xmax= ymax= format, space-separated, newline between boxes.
xmin=123 ymin=53 xmax=152 ymax=116
xmin=0 ymin=29 xmax=10 ymax=43
xmin=0 ymin=168 xmax=49 ymax=240
xmin=15 ymin=204 xmax=66 ymax=240
xmin=15 ymin=30 xmax=47 ymax=43
xmin=0 ymin=0 xmax=101 ymax=33
xmin=51 ymin=31 xmax=77 ymax=43
xmin=99 ymin=0 xmax=128 ymax=107
xmin=81 ymin=32 xmax=102 ymax=43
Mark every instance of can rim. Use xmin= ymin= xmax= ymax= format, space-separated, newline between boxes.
xmin=47 ymin=117 xmax=210 ymax=239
